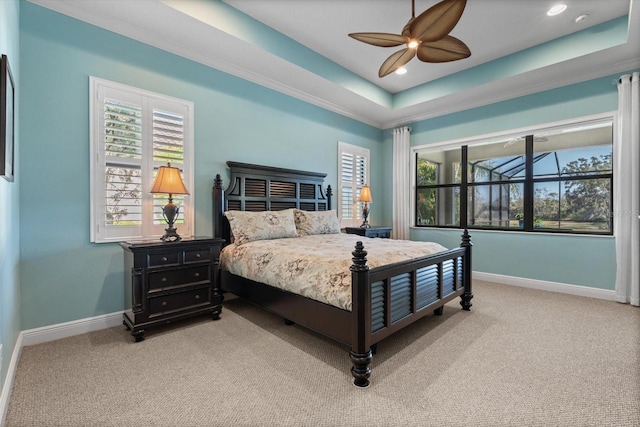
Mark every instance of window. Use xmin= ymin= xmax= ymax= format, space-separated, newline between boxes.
xmin=415 ymin=117 xmax=613 ymax=235
xmin=90 ymin=77 xmax=194 ymax=243
xmin=338 ymin=141 xmax=370 ymax=227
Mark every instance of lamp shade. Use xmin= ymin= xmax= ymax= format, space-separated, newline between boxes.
xmin=358 ymin=185 xmax=372 ymax=203
xmin=150 ymin=163 xmax=190 ymax=195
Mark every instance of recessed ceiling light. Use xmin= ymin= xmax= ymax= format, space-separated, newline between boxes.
xmin=395 ymin=67 xmax=408 ymax=75
xmin=547 ymin=4 xmax=567 ymax=16
xmin=575 ymin=13 xmax=590 ymax=23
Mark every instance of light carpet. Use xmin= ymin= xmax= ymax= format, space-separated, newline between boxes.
xmin=4 ymin=281 xmax=639 ymax=426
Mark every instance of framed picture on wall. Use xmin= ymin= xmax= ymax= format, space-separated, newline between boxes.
xmin=1 ymin=54 xmax=15 ymax=182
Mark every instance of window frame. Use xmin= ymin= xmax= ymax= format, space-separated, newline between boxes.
xmin=337 ymin=141 xmax=370 ymax=228
xmin=411 ymin=113 xmax=615 ymax=236
xmin=90 ymin=77 xmax=194 ymax=243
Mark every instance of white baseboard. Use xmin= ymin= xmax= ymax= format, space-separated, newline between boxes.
xmin=0 ymin=333 xmax=23 ymax=427
xmin=474 ymin=271 xmax=617 ymax=301
xmin=20 ymin=311 xmax=124 ymax=347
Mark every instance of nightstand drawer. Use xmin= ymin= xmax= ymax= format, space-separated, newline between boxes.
xmin=148 ymin=265 xmax=210 ymax=290
xmin=368 ymin=229 xmax=391 ymax=238
xmin=147 ymin=252 xmax=180 ymax=267
xmin=184 ymin=248 xmax=210 ymax=264
xmin=148 ymin=287 xmax=212 ymax=315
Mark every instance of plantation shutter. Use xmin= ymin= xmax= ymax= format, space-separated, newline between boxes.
xmin=341 ymin=151 xmax=355 ymax=220
xmin=104 ymin=98 xmax=143 ymax=228
xmin=152 ymin=109 xmax=186 ymax=226
xmin=338 ymin=142 xmax=370 ymax=227
xmin=355 ymin=153 xmax=368 ymax=206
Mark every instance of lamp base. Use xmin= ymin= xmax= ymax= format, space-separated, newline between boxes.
xmin=360 ymin=204 xmax=370 ymax=228
xmin=160 ymin=227 xmax=182 ymax=242
xmin=160 ymin=200 xmax=182 ymax=242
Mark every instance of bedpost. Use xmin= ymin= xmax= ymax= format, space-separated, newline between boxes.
xmin=326 ymin=185 xmax=332 ymax=211
xmin=350 ymin=241 xmax=373 ymax=387
xmin=213 ymin=174 xmax=224 ymax=239
xmin=460 ymin=229 xmax=473 ymax=311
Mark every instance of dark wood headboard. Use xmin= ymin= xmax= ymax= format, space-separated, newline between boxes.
xmin=212 ymin=161 xmax=332 ymax=243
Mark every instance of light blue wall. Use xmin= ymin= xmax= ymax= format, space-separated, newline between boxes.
xmin=381 ymin=74 xmax=628 ymax=290
xmin=0 ymin=0 xmax=20 ymax=401
xmin=18 ymin=2 xmax=382 ymax=330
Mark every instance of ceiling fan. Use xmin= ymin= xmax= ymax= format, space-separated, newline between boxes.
xmin=348 ymin=0 xmax=471 ymax=78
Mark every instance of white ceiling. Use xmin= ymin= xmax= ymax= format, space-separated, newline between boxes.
xmin=29 ymin=0 xmax=640 ymax=129
xmin=224 ymin=0 xmax=631 ymax=93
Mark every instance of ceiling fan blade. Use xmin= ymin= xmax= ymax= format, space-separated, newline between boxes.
xmin=379 ymin=48 xmax=416 ymax=78
xmin=417 ymin=36 xmax=471 ymax=63
xmin=348 ymin=32 xmax=407 ymax=47
xmin=410 ymin=0 xmax=467 ymax=43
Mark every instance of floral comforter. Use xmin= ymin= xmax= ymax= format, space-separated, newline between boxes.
xmin=220 ymin=234 xmax=448 ymax=311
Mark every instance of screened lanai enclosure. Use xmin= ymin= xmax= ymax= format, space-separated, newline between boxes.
xmin=415 ymin=119 xmax=613 ymax=235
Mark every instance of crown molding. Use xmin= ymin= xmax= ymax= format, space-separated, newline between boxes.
xmin=28 ymin=0 xmax=640 ymax=130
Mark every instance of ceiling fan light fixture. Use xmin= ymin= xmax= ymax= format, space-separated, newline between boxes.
xmin=547 ymin=4 xmax=567 ymax=16
xmin=395 ymin=67 xmax=408 ymax=75
xmin=348 ymin=0 xmax=470 ymax=78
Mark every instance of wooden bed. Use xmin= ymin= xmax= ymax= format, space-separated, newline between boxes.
xmin=212 ymin=161 xmax=473 ymax=387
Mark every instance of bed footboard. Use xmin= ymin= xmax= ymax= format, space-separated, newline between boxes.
xmin=349 ymin=230 xmax=473 ymax=387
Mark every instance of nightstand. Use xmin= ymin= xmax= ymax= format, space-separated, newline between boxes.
xmin=344 ymin=226 xmax=393 ymax=238
xmin=120 ymin=237 xmax=225 ymax=342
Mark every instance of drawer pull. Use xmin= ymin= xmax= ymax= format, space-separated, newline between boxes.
xmin=161 ymin=257 xmax=168 ymax=262
xmin=161 ymin=277 xmax=167 ymax=282
xmin=195 ymin=253 xmax=201 ymax=258
xmin=194 ymin=273 xmax=200 ymax=278
xmin=194 ymin=294 xmax=200 ymax=300
xmin=161 ymin=301 xmax=167 ymax=307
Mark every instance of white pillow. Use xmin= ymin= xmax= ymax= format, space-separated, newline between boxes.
xmin=225 ymin=209 xmax=298 ymax=245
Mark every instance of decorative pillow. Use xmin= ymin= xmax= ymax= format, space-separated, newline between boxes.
xmin=294 ymin=209 xmax=341 ymax=236
xmin=225 ymin=209 xmax=298 ymax=245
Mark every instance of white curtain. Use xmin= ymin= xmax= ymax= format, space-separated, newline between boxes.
xmin=392 ymin=127 xmax=411 ymax=240
xmin=614 ymin=72 xmax=640 ymax=306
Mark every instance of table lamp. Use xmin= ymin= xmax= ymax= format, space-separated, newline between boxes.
xmin=150 ymin=162 xmax=190 ymax=242
xmin=358 ymin=184 xmax=372 ymax=228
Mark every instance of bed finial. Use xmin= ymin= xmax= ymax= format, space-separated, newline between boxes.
xmin=461 ymin=228 xmax=472 ymax=247
xmin=350 ymin=241 xmax=368 ymax=272
xmin=214 ymin=174 xmax=223 ymax=189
